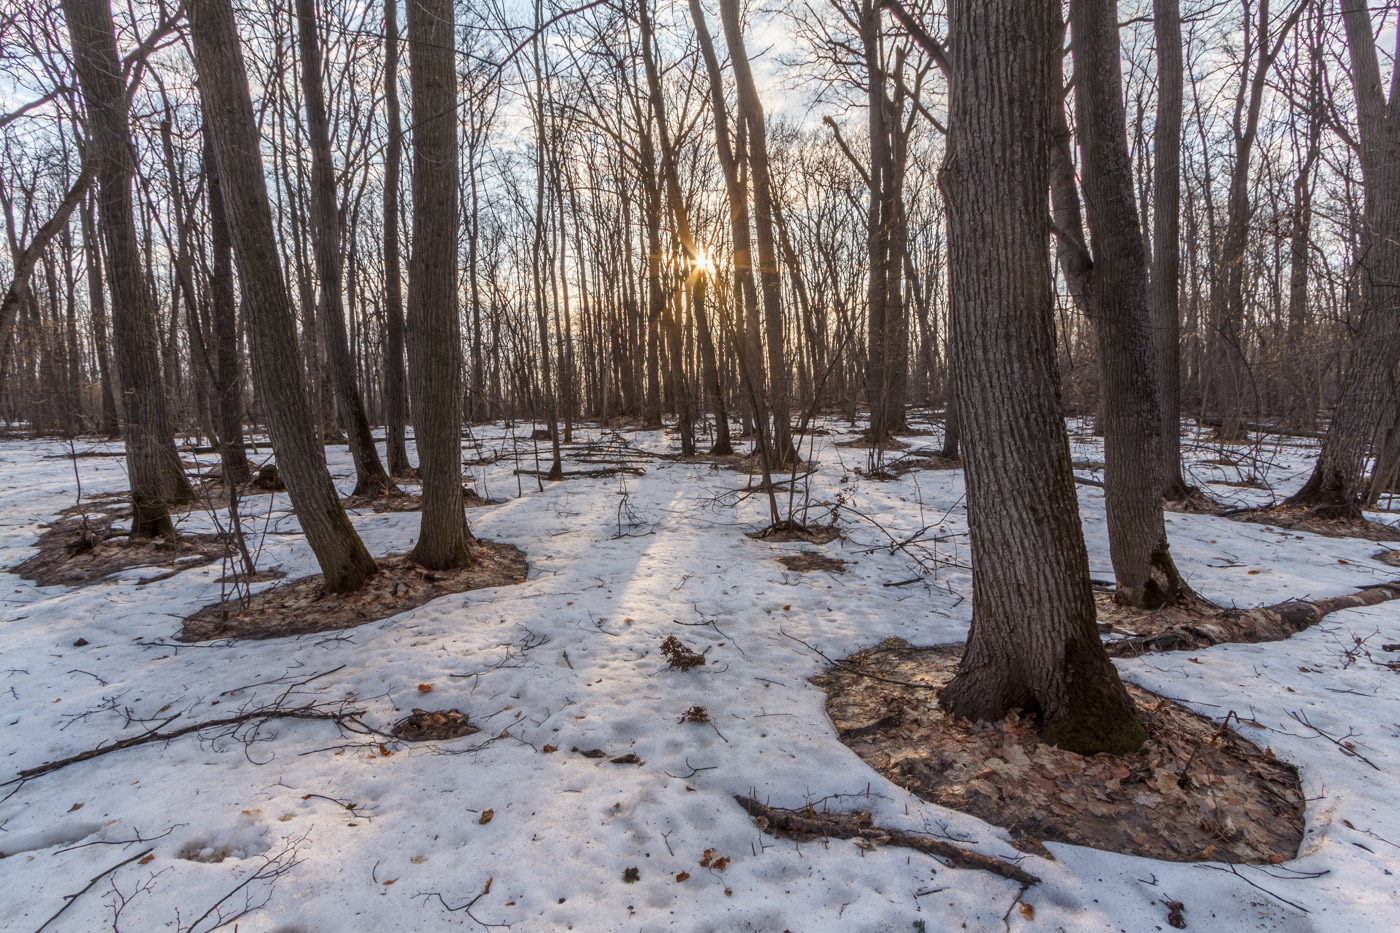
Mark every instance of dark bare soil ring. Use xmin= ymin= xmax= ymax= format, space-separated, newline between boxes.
xmin=179 ymin=540 xmax=528 ymax=641
xmin=13 ymin=508 xmax=232 ymax=587
xmin=1228 ymin=503 xmax=1400 ymax=542
xmin=776 ymin=551 xmax=850 ymax=573
xmin=746 ymin=520 xmax=841 ymax=545
xmin=817 ymin=639 xmax=1304 ymax=864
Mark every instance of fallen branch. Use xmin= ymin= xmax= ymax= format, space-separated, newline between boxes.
xmin=32 ymin=847 xmax=153 ymax=933
xmin=1106 ymin=583 xmax=1400 ymax=656
xmin=734 ymin=794 xmax=1038 ymax=885
xmin=6 ymin=703 xmax=371 ymax=785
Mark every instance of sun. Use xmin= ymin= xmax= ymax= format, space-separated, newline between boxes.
xmin=692 ymin=245 xmax=714 ymax=278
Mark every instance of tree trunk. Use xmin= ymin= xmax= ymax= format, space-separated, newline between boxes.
xmin=1151 ymin=0 xmax=1191 ymax=497
xmin=405 ymin=0 xmax=471 ymax=567
xmin=1288 ymin=0 xmax=1400 ymax=517
xmin=80 ymin=194 xmax=120 ymax=437
xmin=202 ymin=124 xmax=252 ymax=485
xmin=937 ymin=0 xmax=1144 ymax=755
xmin=294 ymin=0 xmax=393 ymax=496
xmin=190 ymin=0 xmax=377 ymax=592
xmin=1069 ymin=0 xmax=1191 ymax=609
xmin=718 ymin=0 xmax=794 ymax=465
xmin=382 ymin=0 xmax=413 ymax=474
xmin=63 ymin=0 xmax=191 ymax=538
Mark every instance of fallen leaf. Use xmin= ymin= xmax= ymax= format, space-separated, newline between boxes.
xmin=622 ymin=867 xmax=640 ymax=883
xmin=1019 ymin=903 xmax=1035 ymax=921
xmin=378 ymin=743 xmax=393 ymax=757
xmin=68 ymin=803 xmax=83 ymax=812
xmin=417 ymin=683 xmax=434 ymax=693
xmin=138 ymin=854 xmax=155 ymax=865
xmin=542 ymin=744 xmax=558 ymax=753
xmin=382 ymin=878 xmax=397 ymax=886
xmin=675 ymin=871 xmax=690 ymax=882
xmin=484 ymin=877 xmax=493 ymax=894
xmin=479 ymin=809 xmax=494 ymax=825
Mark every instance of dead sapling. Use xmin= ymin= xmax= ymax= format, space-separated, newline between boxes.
xmin=660 ymin=635 xmax=705 ymax=671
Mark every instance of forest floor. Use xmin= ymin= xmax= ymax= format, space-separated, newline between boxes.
xmin=0 ymin=415 xmax=1398 ymax=932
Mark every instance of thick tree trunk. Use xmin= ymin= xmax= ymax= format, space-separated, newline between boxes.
xmin=1287 ymin=0 xmax=1400 ymax=517
xmin=190 ymin=0 xmax=377 ymax=592
xmin=63 ymin=0 xmax=191 ymax=538
xmin=405 ymin=0 xmax=470 ymax=567
xmin=937 ymin=0 xmax=1144 ymax=755
xmin=1069 ymin=0 xmax=1190 ymax=609
xmin=295 ymin=0 xmax=393 ymax=497
xmin=382 ymin=0 xmax=413 ymax=474
xmin=1151 ymin=0 xmax=1192 ymax=498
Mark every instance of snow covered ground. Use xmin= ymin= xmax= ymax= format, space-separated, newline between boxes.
xmin=1 ymin=417 xmax=1397 ymax=932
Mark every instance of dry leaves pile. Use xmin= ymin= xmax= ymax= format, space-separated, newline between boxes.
xmin=179 ymin=541 xmax=527 ymax=641
xmin=816 ymin=639 xmax=1303 ymax=864
xmin=390 ymin=708 xmax=480 ymax=741
xmin=1232 ymin=504 xmax=1400 ymax=541
xmin=776 ymin=551 xmax=849 ymax=574
xmin=14 ymin=508 xmax=229 ymax=587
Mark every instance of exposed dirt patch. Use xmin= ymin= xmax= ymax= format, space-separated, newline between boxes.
xmin=859 ymin=453 xmax=961 ymax=480
xmin=391 ymin=708 xmax=481 ymax=741
xmin=1164 ymin=488 xmax=1231 ymax=514
xmin=179 ymin=540 xmax=528 ymax=641
xmin=13 ymin=510 xmax=232 ymax=587
xmin=1229 ymin=504 xmax=1400 ymax=541
xmin=835 ymin=435 xmax=909 ymax=451
xmin=776 ymin=551 xmax=850 ymax=573
xmin=340 ymin=487 xmax=498 ymax=513
xmin=816 ymin=639 xmax=1304 ymax=864
xmin=746 ymin=520 xmax=841 ymax=544
xmin=1375 ymin=549 xmax=1400 ymax=568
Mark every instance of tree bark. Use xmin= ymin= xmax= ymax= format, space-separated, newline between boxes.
xmin=1151 ymin=0 xmax=1191 ymax=497
xmin=382 ymin=0 xmax=413 ymax=474
xmin=190 ymin=0 xmax=377 ymax=592
xmin=1068 ymin=0 xmax=1191 ymax=609
xmin=406 ymin=0 xmax=471 ymax=567
xmin=937 ymin=0 xmax=1144 ymax=755
xmin=718 ymin=0 xmax=795 ymax=466
xmin=202 ymin=124 xmax=252 ymax=485
xmin=1288 ymin=0 xmax=1400 ymax=517
xmin=63 ymin=0 xmax=191 ymax=539
xmin=294 ymin=0 xmax=393 ymax=496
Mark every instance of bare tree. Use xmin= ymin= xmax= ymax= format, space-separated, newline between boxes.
xmin=63 ymin=0 xmax=192 ymax=539
xmin=406 ymin=0 xmax=471 ymax=568
xmin=190 ymin=0 xmax=378 ymax=592
xmin=937 ymin=0 xmax=1144 ymax=755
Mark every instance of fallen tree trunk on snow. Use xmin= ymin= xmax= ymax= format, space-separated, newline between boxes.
xmin=733 ymin=794 xmax=1040 ymax=885
xmin=1106 ymin=582 xmax=1400 ymax=656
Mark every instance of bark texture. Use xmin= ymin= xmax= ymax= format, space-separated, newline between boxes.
xmin=63 ymin=0 xmax=192 ymax=538
xmin=1287 ymin=0 xmax=1400 ymax=517
xmin=294 ymin=0 xmax=393 ymax=496
xmin=382 ymin=0 xmax=413 ymax=475
xmin=1151 ymin=0 xmax=1191 ymax=497
xmin=937 ymin=0 xmax=1144 ymax=755
xmin=190 ymin=0 xmax=377 ymax=592
xmin=1069 ymin=0 xmax=1190 ymax=609
xmin=406 ymin=0 xmax=470 ymax=569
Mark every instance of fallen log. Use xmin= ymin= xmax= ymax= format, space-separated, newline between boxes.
xmin=733 ymin=794 xmax=1039 ymax=885
xmin=1106 ymin=582 xmax=1400 ymax=656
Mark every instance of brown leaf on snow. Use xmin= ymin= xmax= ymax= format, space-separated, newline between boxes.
xmin=479 ymin=809 xmax=494 ymax=825
xmin=417 ymin=683 xmax=434 ymax=693
xmin=675 ymin=871 xmax=690 ymax=882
